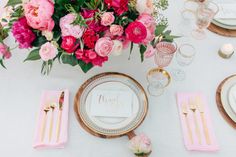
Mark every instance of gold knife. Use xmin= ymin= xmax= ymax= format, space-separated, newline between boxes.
xmin=56 ymin=91 xmax=65 ymax=143
xmin=196 ymin=96 xmax=211 ymax=145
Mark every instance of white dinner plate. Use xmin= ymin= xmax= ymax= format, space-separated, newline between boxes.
xmin=227 ymin=84 xmax=236 ymax=114
xmin=220 ymin=76 xmax=236 ymax=122
xmin=74 ymin=72 xmax=148 ymax=137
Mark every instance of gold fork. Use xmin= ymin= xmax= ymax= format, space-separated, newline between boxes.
xmin=196 ymin=96 xmax=211 ymax=145
xmin=182 ymin=102 xmax=193 ymax=144
xmin=49 ymin=103 xmax=56 ymax=142
xmin=189 ymin=98 xmax=202 ymax=145
xmin=40 ymin=105 xmax=50 ymax=142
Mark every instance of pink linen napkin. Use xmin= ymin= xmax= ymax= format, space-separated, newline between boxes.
xmin=33 ymin=90 xmax=69 ymax=149
xmin=176 ymin=92 xmax=219 ymax=151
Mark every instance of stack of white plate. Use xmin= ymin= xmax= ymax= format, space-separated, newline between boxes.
xmin=220 ymin=76 xmax=236 ymax=123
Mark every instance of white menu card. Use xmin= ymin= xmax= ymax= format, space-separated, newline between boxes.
xmin=90 ymin=89 xmax=133 ymax=118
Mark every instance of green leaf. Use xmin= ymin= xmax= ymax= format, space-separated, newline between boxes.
xmin=5 ymin=0 xmax=22 ymax=7
xmin=32 ymin=36 xmax=47 ymax=47
xmin=61 ymin=54 xmax=78 ymax=66
xmin=24 ymin=49 xmax=41 ymax=62
xmin=128 ymin=42 xmax=134 ymax=60
xmin=78 ymin=60 xmax=93 ymax=73
xmin=155 ymin=24 xmax=168 ymax=36
xmin=140 ymin=45 xmax=147 ymax=62
xmin=0 ymin=59 xmax=6 ymax=69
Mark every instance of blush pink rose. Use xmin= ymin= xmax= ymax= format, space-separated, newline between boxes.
xmin=101 ymin=12 xmax=115 ymax=26
xmin=144 ymin=45 xmax=156 ymax=58
xmin=95 ymin=37 xmax=114 ymax=57
xmin=60 ymin=13 xmax=84 ymax=39
xmin=39 ymin=42 xmax=58 ymax=61
xmin=110 ymin=25 xmax=124 ymax=36
xmin=24 ymin=0 xmax=55 ymax=31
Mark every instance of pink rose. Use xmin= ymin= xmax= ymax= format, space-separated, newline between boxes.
xmin=24 ymin=0 xmax=55 ymax=31
xmin=0 ymin=43 xmax=11 ymax=59
xmin=129 ymin=133 xmax=152 ymax=155
xmin=110 ymin=25 xmax=124 ymax=36
xmin=144 ymin=45 xmax=156 ymax=58
xmin=101 ymin=12 xmax=115 ymax=26
xmin=39 ymin=42 xmax=58 ymax=61
xmin=60 ymin=13 xmax=84 ymax=39
xmin=95 ymin=37 xmax=114 ymax=57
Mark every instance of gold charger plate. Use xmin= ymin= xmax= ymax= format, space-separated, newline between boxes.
xmin=216 ymin=74 xmax=236 ymax=129
xmin=74 ymin=72 xmax=148 ymax=139
xmin=208 ymin=23 xmax=236 ymax=37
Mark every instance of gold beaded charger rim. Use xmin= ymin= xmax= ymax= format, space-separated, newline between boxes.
xmin=74 ymin=72 xmax=149 ymax=138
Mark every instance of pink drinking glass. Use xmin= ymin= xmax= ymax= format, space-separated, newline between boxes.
xmin=147 ymin=42 xmax=177 ymax=96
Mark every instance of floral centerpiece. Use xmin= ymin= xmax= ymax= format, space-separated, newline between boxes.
xmin=0 ymin=0 xmax=177 ymax=74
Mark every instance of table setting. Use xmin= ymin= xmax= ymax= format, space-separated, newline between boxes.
xmin=1 ymin=0 xmax=236 ymax=157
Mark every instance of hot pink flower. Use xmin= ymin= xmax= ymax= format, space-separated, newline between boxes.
xmin=12 ymin=17 xmax=36 ymax=49
xmin=61 ymin=36 xmax=79 ymax=53
xmin=125 ymin=21 xmax=147 ymax=44
xmin=95 ymin=37 xmax=114 ymax=57
xmin=39 ymin=42 xmax=58 ymax=61
xmin=105 ymin=0 xmax=129 ymax=15
xmin=110 ymin=25 xmax=124 ymax=36
xmin=0 ymin=43 xmax=11 ymax=59
xmin=101 ymin=12 xmax=115 ymax=26
xmin=24 ymin=0 xmax=55 ymax=31
xmin=75 ymin=49 xmax=108 ymax=67
xmin=138 ymin=13 xmax=156 ymax=44
xmin=60 ymin=13 xmax=84 ymax=39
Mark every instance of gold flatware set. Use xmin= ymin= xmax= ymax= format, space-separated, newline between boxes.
xmin=40 ymin=91 xmax=65 ymax=143
xmin=182 ymin=96 xmax=211 ymax=145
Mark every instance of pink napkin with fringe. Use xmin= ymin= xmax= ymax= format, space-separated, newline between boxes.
xmin=33 ymin=90 xmax=69 ymax=149
xmin=176 ymin=92 xmax=219 ymax=151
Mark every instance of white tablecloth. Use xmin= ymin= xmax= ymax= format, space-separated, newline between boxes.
xmin=1 ymin=0 xmax=236 ymax=156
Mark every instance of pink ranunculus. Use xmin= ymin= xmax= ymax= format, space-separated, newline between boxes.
xmin=39 ymin=42 xmax=58 ymax=61
xmin=24 ymin=0 xmax=55 ymax=31
xmin=144 ymin=45 xmax=156 ymax=58
xmin=12 ymin=17 xmax=36 ymax=49
xmin=95 ymin=37 xmax=114 ymax=57
xmin=125 ymin=21 xmax=147 ymax=44
xmin=110 ymin=25 xmax=124 ymax=36
xmin=101 ymin=12 xmax=115 ymax=26
xmin=0 ymin=43 xmax=11 ymax=59
xmin=60 ymin=13 xmax=84 ymax=39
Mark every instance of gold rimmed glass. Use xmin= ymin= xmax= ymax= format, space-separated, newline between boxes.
xmin=147 ymin=42 xmax=177 ymax=96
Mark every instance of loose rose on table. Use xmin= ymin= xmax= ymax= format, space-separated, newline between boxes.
xmin=0 ymin=0 xmax=176 ymax=74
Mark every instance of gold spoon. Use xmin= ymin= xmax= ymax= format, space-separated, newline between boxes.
xmin=40 ymin=105 xmax=50 ymax=142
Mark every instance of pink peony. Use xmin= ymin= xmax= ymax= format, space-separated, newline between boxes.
xmin=101 ymin=12 xmax=115 ymax=26
xmin=144 ymin=45 xmax=156 ymax=58
xmin=129 ymin=133 xmax=152 ymax=155
xmin=125 ymin=21 xmax=147 ymax=44
xmin=95 ymin=37 xmax=114 ymax=57
xmin=12 ymin=17 xmax=36 ymax=49
xmin=39 ymin=42 xmax=58 ymax=61
xmin=60 ymin=13 xmax=84 ymax=39
xmin=138 ymin=13 xmax=156 ymax=44
xmin=110 ymin=25 xmax=124 ymax=36
xmin=24 ymin=0 xmax=55 ymax=31
xmin=0 ymin=43 xmax=11 ymax=59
